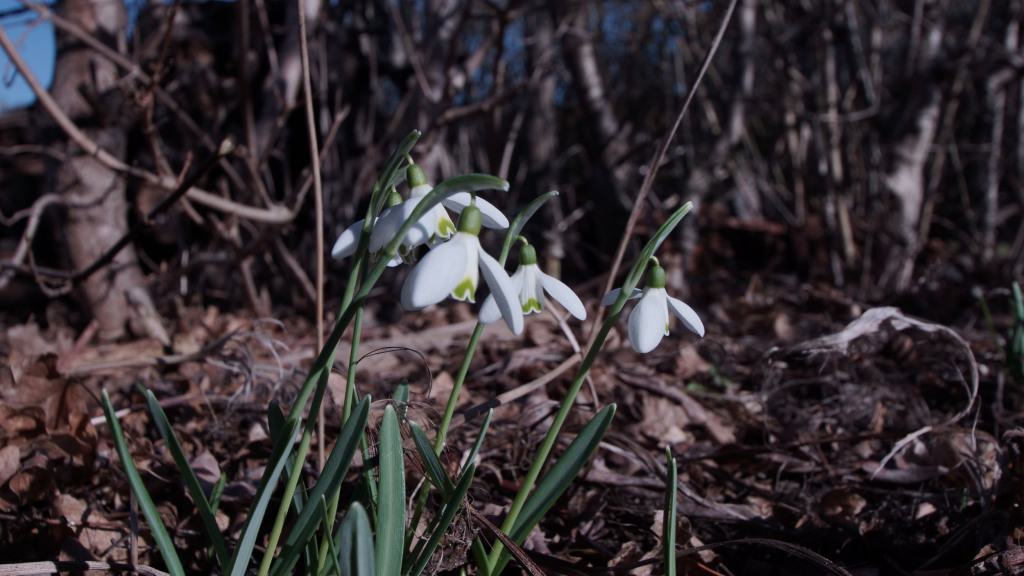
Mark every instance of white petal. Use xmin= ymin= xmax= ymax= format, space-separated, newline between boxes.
xmin=478 ymin=294 xmax=501 ymax=324
xmin=442 ymin=193 xmax=510 ymax=229
xmin=536 ymin=269 xmax=586 ymax=320
xmin=400 ymin=237 xmax=470 ymax=309
xmin=517 ymin=265 xmax=544 ymax=314
xmin=331 ymin=220 xmax=364 ymax=260
xmin=479 ymin=266 xmax=524 ymax=324
xmin=427 ymin=205 xmax=456 ymax=244
xmin=600 ymin=288 xmax=643 ymax=306
xmin=371 ymin=199 xmax=431 ymax=254
xmin=667 ymin=295 xmax=705 ymax=337
xmin=477 ymin=248 xmax=524 ymax=335
xmin=627 ymin=289 xmax=669 ymax=353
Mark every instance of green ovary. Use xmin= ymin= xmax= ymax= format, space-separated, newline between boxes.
xmin=452 ymin=278 xmax=476 ymax=302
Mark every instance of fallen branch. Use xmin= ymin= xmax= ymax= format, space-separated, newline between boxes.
xmin=0 ymin=560 xmax=169 ymax=576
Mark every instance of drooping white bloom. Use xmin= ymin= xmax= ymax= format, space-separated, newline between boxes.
xmin=331 ymin=165 xmax=510 ymax=265
xmin=331 ymin=191 xmax=403 ymax=266
xmin=401 ymin=205 xmax=524 ymax=335
xmin=369 ymin=165 xmax=509 ymax=256
xmin=479 ymin=243 xmax=586 ymax=324
xmin=601 ymin=265 xmax=704 ymax=353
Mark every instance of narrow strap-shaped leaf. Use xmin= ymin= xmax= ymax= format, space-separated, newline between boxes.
xmin=338 ymin=501 xmax=376 ymax=576
xmin=494 ymin=404 xmax=615 ymax=574
xmin=408 ymin=421 xmax=454 ymax=498
xmin=268 ymin=396 xmax=371 ymax=576
xmin=500 ymin=190 xmax=560 ymax=263
xmin=317 ymin=496 xmax=343 ymax=576
xmin=407 ymin=463 xmax=476 ymax=576
xmin=376 ymin=404 xmax=406 ymax=576
xmin=460 ymin=409 xmax=491 ymax=484
xmin=145 ymin=391 xmax=230 ymax=568
xmin=101 ymin=390 xmax=186 ymax=576
xmin=226 ymin=415 xmax=300 ymax=576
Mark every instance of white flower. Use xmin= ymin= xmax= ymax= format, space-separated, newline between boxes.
xmin=479 ymin=243 xmax=586 ymax=324
xmin=401 ymin=205 xmax=524 ymax=335
xmin=369 ymin=165 xmax=509 ymax=255
xmin=331 ymin=190 xmax=406 ymax=266
xmin=601 ymin=265 xmax=704 ymax=353
xmin=331 ymin=165 xmax=510 ymax=265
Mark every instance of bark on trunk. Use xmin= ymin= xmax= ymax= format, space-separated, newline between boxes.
xmin=49 ymin=0 xmax=146 ymax=341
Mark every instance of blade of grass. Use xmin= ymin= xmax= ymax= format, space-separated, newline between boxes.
xmin=101 ymin=390 xmax=186 ymax=576
xmin=376 ymin=404 xmax=406 ymax=576
xmin=145 ymin=391 xmax=230 ymax=568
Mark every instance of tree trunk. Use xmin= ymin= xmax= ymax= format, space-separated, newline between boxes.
xmin=49 ymin=0 xmax=149 ymax=341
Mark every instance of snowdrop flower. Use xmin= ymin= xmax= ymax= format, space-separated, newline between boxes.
xmin=369 ymin=165 xmax=509 ymax=255
xmin=479 ymin=243 xmax=586 ymax=324
xmin=331 ymin=190 xmax=404 ymax=266
xmin=601 ymin=265 xmax=704 ymax=353
xmin=401 ymin=204 xmax=524 ymax=334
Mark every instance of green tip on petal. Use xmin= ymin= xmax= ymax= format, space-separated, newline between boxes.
xmin=436 ymin=215 xmax=457 ymax=240
xmin=522 ymin=298 xmax=542 ymax=314
xmin=457 ymin=205 xmax=483 ymax=235
xmin=647 ymin=265 xmax=667 ymax=289
xmin=408 ymin=164 xmax=428 ymax=187
xmin=519 ymin=244 xmax=538 ymax=266
xmin=452 ymin=277 xmax=476 ymax=302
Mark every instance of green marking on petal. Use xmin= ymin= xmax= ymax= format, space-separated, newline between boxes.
xmin=522 ymin=298 xmax=542 ymax=314
xmin=437 ymin=214 xmax=456 ymax=238
xmin=665 ymin=322 xmax=671 ymax=336
xmin=452 ymin=278 xmax=476 ymax=302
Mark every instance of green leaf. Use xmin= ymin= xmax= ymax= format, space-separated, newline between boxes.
xmin=461 ymin=409 xmax=492 ymax=481
xmin=268 ymin=397 xmax=371 ymax=576
xmin=409 ymin=421 xmax=454 ymax=498
xmin=664 ymin=447 xmax=678 ymax=575
xmin=494 ymin=405 xmax=615 ymax=574
xmin=370 ymin=130 xmax=421 ymax=218
xmin=101 ymin=390 xmax=186 ymax=576
xmin=226 ymin=415 xmax=301 ymax=576
xmin=339 ymin=502 xmax=376 ymax=576
xmin=317 ymin=496 xmax=343 ymax=576
xmin=500 ymin=190 xmax=560 ymax=263
xmin=407 ymin=464 xmax=476 ymax=576
xmin=376 ymin=404 xmax=407 ymax=576
xmin=145 ymin=391 xmax=230 ymax=568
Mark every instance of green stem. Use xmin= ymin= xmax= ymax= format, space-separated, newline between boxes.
xmin=434 ymin=322 xmax=486 ymax=453
xmin=258 ymin=368 xmax=331 ymax=576
xmin=486 ymin=308 xmax=621 ymax=571
xmin=257 ymin=431 xmax=314 ymax=576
